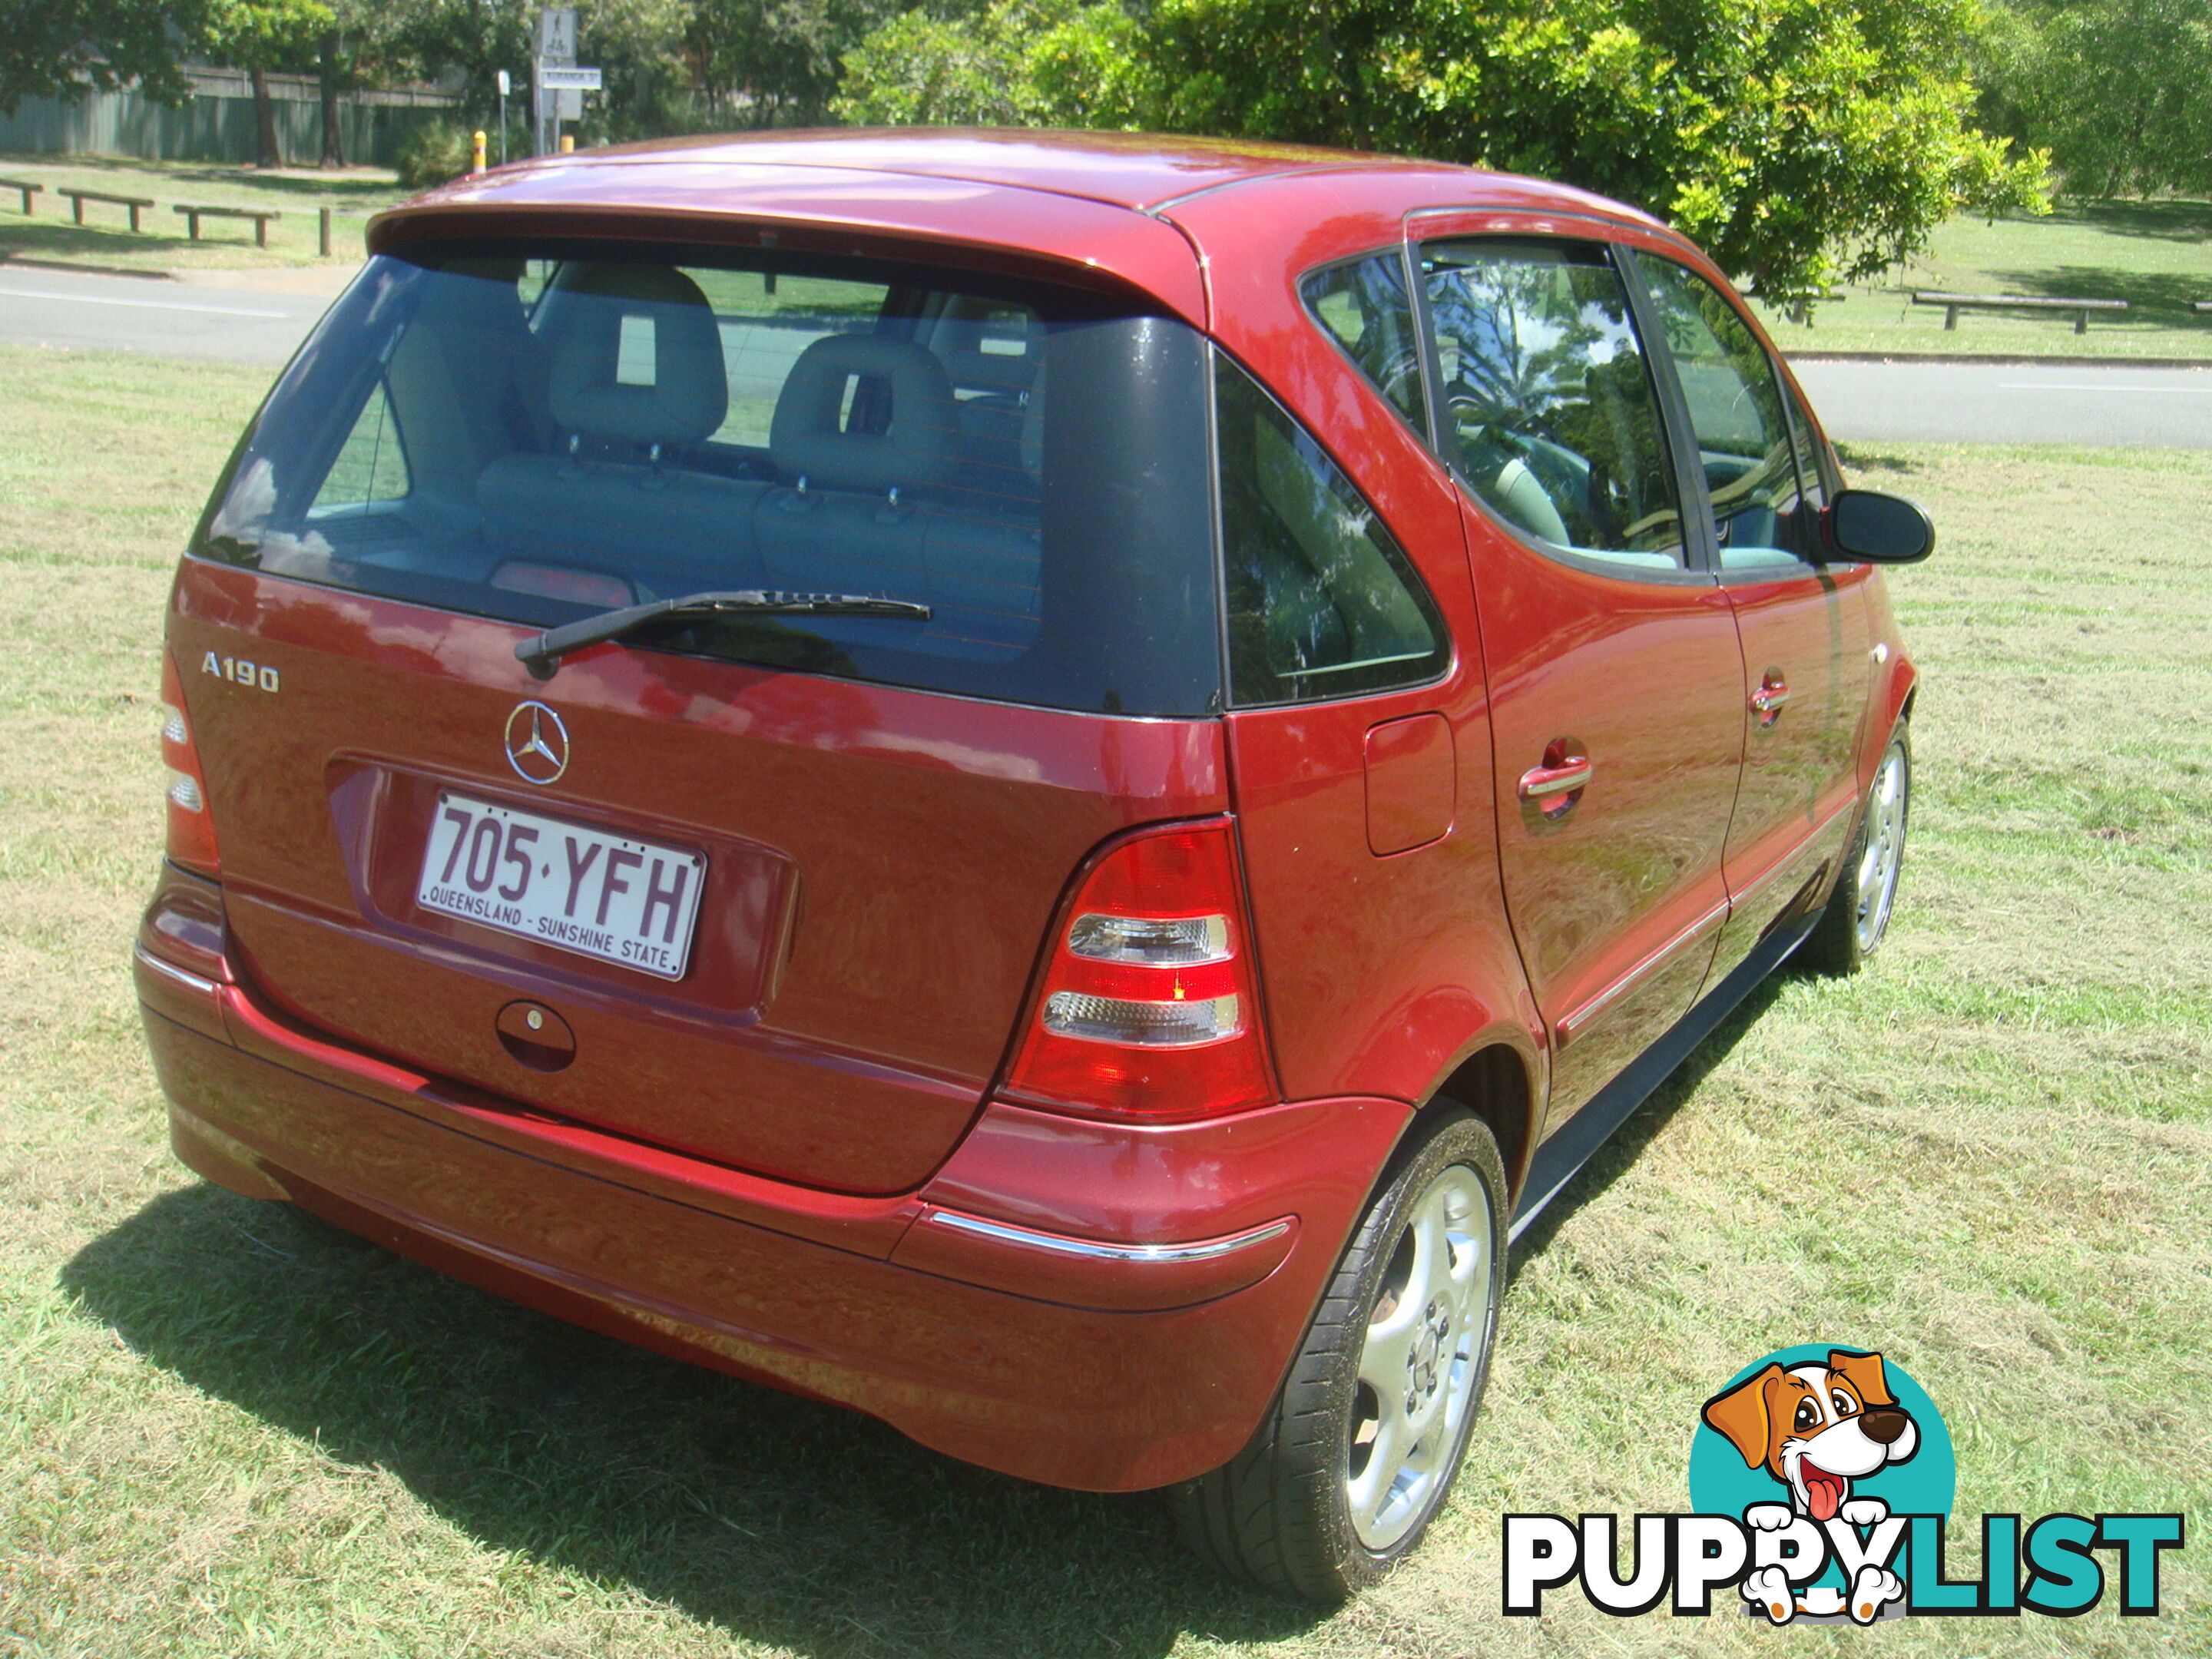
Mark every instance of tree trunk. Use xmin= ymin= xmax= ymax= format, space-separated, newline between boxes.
xmin=249 ymin=66 xmax=284 ymax=169
xmin=318 ymin=31 xmax=346 ymax=169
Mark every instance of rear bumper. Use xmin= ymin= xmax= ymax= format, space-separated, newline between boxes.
xmin=136 ymin=944 xmax=1408 ymax=1492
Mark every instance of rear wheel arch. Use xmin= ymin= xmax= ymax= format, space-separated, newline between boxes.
xmin=1414 ymin=1041 xmax=1538 ymax=1210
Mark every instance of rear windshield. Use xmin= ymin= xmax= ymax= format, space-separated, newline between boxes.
xmin=194 ymin=241 xmax=1222 ymax=716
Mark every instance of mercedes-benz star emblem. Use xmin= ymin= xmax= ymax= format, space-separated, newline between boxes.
xmin=504 ymin=700 xmax=570 ymax=784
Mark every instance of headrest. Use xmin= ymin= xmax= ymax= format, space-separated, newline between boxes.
xmin=545 ymin=264 xmax=728 ymax=449
xmin=770 ymin=333 xmax=959 ymax=492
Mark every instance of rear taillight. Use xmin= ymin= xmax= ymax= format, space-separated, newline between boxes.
xmin=1003 ymin=820 xmax=1273 ymax=1122
xmin=161 ymin=651 xmax=220 ymax=876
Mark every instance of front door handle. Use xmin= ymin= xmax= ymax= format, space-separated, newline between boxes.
xmin=1750 ymin=673 xmax=1791 ymax=724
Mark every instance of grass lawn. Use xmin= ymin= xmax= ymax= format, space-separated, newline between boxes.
xmin=0 ymin=154 xmax=406 ymax=273
xmin=1753 ymin=197 xmax=2212 ymax=361
xmin=0 ymin=344 xmax=2206 ymax=1655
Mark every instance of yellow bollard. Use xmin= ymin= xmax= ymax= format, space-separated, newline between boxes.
xmin=559 ymin=134 xmax=575 ymax=154
xmin=472 ymin=130 xmax=487 ymax=175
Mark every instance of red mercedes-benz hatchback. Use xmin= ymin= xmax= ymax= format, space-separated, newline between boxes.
xmin=136 ymin=129 xmax=1929 ymax=1601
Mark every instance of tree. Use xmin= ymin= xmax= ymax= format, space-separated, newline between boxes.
xmin=1978 ymin=0 xmax=2212 ymax=197
xmin=835 ymin=0 xmax=1138 ymax=127
xmin=687 ymin=0 xmax=902 ymax=127
xmin=0 ymin=0 xmax=207 ymax=114
xmin=369 ymin=0 xmax=690 ymax=147
xmin=317 ymin=26 xmax=346 ymax=165
xmin=205 ymin=0 xmax=336 ymax=167
xmin=838 ymin=0 xmax=2050 ymax=301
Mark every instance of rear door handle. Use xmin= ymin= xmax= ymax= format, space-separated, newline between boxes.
xmin=1518 ymin=754 xmax=1593 ymax=800
xmin=1750 ymin=674 xmax=1791 ymax=722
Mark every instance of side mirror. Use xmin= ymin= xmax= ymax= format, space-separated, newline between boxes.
xmin=1822 ymin=489 xmax=1934 ymax=564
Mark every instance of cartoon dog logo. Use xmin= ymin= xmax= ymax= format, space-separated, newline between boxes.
xmin=1702 ymin=1349 xmax=1919 ymax=1624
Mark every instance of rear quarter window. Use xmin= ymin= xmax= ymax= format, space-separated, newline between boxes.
xmin=1214 ymin=357 xmax=1448 ymax=705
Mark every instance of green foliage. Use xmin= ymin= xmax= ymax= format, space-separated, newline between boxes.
xmin=685 ymin=0 xmax=902 ymax=127
xmin=365 ymin=0 xmax=888 ymax=139
xmin=838 ymin=0 xmax=2051 ymax=301
xmin=375 ymin=0 xmax=534 ymax=114
xmin=1979 ymin=0 xmax=2212 ymax=197
xmin=333 ymin=0 xmax=688 ymax=143
xmin=560 ymin=0 xmax=690 ymax=141
xmin=835 ymin=0 xmax=1141 ymax=126
xmin=203 ymin=0 xmax=336 ymax=72
xmin=393 ymin=119 xmax=476 ymax=189
xmin=0 ymin=0 xmax=208 ymax=114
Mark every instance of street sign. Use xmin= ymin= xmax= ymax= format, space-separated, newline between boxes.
xmin=533 ymin=8 xmax=584 ymax=154
xmin=535 ymin=8 xmax=576 ymax=63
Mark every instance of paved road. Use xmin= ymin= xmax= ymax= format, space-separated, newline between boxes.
xmin=1793 ymin=358 xmax=2212 ymax=449
xmin=6 ymin=265 xmax=2211 ymax=445
xmin=0 ymin=266 xmax=333 ymax=365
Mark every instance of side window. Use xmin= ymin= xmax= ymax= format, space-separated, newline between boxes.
xmin=1779 ymin=377 xmax=1830 ymax=508
xmin=310 ymin=383 xmax=410 ymax=516
xmin=1633 ymin=253 xmax=1814 ymax=568
xmin=1216 ymin=355 xmax=1447 ymax=705
xmin=1420 ymin=237 xmax=1686 ymax=573
xmin=1300 ymin=253 xmax=1428 ymax=432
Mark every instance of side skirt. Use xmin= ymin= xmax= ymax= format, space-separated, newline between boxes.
xmin=1508 ymin=912 xmax=1818 ymax=1241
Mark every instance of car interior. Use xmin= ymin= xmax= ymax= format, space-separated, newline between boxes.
xmin=1421 ymin=240 xmax=1689 ymax=573
xmin=298 ymin=257 xmax=1051 ymax=667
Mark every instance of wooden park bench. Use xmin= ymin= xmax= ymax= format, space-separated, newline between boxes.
xmin=59 ymin=187 xmax=157 ymax=233
xmin=1782 ymin=290 xmax=1847 ymax=326
xmin=174 ymin=202 xmax=283 ymax=247
xmin=1913 ymin=290 xmax=2128 ymax=336
xmin=0 ymin=178 xmax=41 ymax=214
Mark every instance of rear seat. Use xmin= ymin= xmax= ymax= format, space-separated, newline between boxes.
xmin=477 ymin=264 xmax=769 ymax=597
xmin=756 ymin=333 xmax=1041 ymax=660
xmin=478 ymin=268 xmax=1044 ymax=661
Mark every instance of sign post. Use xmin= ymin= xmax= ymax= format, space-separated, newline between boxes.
xmin=541 ymin=67 xmax=601 ymax=154
xmin=533 ymin=8 xmax=577 ymax=157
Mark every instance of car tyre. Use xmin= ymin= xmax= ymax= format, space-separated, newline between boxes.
xmin=1169 ymin=1111 xmax=1507 ymax=1604
xmin=1800 ymin=726 xmax=1911 ymax=976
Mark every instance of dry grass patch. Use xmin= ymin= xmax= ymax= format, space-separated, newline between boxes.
xmin=0 ymin=346 xmax=2205 ymax=1655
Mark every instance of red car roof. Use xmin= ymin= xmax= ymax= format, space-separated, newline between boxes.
xmin=408 ymin=126 xmax=1649 ymax=217
xmin=373 ymin=128 xmax=1671 ymax=327
xmin=558 ymin=127 xmax=1446 ymax=212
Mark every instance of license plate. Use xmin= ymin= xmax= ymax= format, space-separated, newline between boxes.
xmin=416 ymin=791 xmax=707 ymax=980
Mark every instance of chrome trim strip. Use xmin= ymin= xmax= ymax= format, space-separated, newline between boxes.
xmin=1555 ymin=895 xmax=1730 ymax=1044
xmin=924 ymin=1208 xmax=1292 ymax=1265
xmin=1556 ymin=790 xmax=1861 ymax=1045
xmin=134 ymin=944 xmax=218 ymax=997
xmin=1730 ymin=792 xmax=1860 ymax=912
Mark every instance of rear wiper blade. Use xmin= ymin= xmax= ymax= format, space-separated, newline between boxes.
xmin=517 ymin=589 xmax=932 ymax=680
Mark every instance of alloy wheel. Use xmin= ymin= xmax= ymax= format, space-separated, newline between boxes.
xmin=1346 ymin=1164 xmax=1494 ymax=1550
xmin=1853 ymin=743 xmax=1909 ymax=954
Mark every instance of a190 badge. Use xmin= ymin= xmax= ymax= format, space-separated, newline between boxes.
xmin=202 ymin=650 xmax=278 ymax=692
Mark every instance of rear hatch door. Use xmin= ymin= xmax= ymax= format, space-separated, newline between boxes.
xmin=177 ymin=230 xmax=1223 ymax=1194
